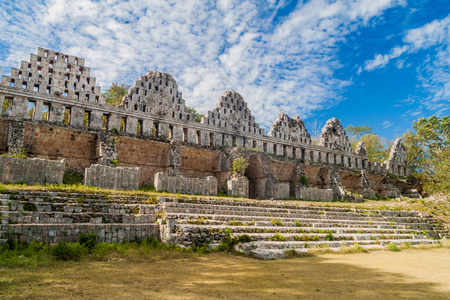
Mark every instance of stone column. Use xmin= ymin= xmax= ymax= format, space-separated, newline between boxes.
xmin=126 ymin=116 xmax=138 ymax=135
xmin=10 ymin=96 xmax=27 ymax=117
xmin=142 ymin=119 xmax=154 ymax=136
xmin=71 ymin=106 xmax=85 ymax=127
xmin=90 ymin=110 xmax=103 ymax=130
xmin=34 ymin=100 xmax=44 ymax=121
xmin=49 ymin=102 xmax=65 ymax=123
xmin=0 ymin=94 xmax=4 ymax=113
xmin=108 ymin=113 xmax=121 ymax=131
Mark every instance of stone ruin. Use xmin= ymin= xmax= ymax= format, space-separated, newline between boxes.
xmin=0 ymin=47 xmax=440 ymax=257
xmin=0 ymin=47 xmax=413 ymax=198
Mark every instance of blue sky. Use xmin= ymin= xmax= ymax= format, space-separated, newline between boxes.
xmin=0 ymin=0 xmax=449 ymax=140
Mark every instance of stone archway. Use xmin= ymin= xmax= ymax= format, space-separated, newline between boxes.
xmin=244 ymin=155 xmax=267 ymax=199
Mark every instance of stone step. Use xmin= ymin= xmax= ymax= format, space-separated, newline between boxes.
xmin=231 ymin=232 xmax=428 ymax=242
xmin=0 ymin=205 xmax=9 ymax=211
xmin=238 ymin=238 xmax=439 ymax=252
xmin=165 ymin=207 xmax=425 ymax=223
xmin=240 ymin=239 xmax=439 ymax=260
xmin=167 ymin=213 xmax=436 ymax=230
xmin=164 ymin=198 xmax=422 ymax=217
xmin=175 ymin=224 xmax=431 ymax=235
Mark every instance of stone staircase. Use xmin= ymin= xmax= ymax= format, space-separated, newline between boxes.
xmin=0 ymin=191 xmax=160 ymax=244
xmin=159 ymin=197 xmax=448 ymax=259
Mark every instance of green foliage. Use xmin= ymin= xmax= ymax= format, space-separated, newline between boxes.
xmin=346 ymin=125 xmax=375 ymax=140
xmin=345 ymin=125 xmax=390 ymax=163
xmin=325 ymin=232 xmax=334 ymax=241
xmin=78 ymin=232 xmax=98 ymax=252
xmin=187 ymin=106 xmax=204 ymax=122
xmin=103 ymin=83 xmax=130 ymax=106
xmin=232 ymin=157 xmax=249 ymax=175
xmin=23 ymin=203 xmax=37 ymax=212
xmin=2 ymin=97 xmax=12 ymax=115
xmin=110 ymin=159 xmax=118 ymax=166
xmin=271 ymin=219 xmax=283 ymax=226
xmin=403 ymin=116 xmax=450 ymax=195
xmin=63 ymin=170 xmax=84 ymax=185
xmin=299 ymin=175 xmax=309 ymax=187
xmin=2 ymin=148 xmax=27 ymax=159
xmin=51 ymin=241 xmax=87 ymax=261
xmin=387 ymin=243 xmax=400 ymax=252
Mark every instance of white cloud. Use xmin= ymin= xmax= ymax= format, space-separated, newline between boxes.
xmin=363 ymin=14 xmax=450 ymax=114
xmin=382 ymin=120 xmax=393 ymax=128
xmin=0 ymin=0 xmax=404 ymax=130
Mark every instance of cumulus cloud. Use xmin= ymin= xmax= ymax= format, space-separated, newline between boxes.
xmin=0 ymin=0 xmax=404 ymax=130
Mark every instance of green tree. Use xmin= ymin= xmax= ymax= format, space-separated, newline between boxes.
xmin=187 ymin=106 xmax=203 ymax=122
xmin=346 ymin=125 xmax=374 ymax=142
xmin=359 ymin=134 xmax=390 ymax=163
xmin=346 ymin=125 xmax=389 ymax=162
xmin=102 ymin=83 xmax=130 ymax=106
xmin=402 ymin=116 xmax=450 ymax=195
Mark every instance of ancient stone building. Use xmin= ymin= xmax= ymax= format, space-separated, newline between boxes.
xmin=0 ymin=47 xmax=413 ymax=199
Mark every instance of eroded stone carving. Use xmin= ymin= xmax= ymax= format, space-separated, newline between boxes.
xmin=268 ymin=113 xmax=311 ymax=144
xmin=319 ymin=118 xmax=353 ymax=153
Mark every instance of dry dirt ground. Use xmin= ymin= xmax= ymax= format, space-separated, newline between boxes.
xmin=1 ymin=247 xmax=449 ymax=299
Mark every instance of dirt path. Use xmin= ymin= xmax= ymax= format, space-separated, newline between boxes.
xmin=1 ymin=248 xmax=449 ymax=299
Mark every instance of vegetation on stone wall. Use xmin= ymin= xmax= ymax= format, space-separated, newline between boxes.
xmin=102 ymin=83 xmax=131 ymax=106
xmin=232 ymin=157 xmax=249 ymax=176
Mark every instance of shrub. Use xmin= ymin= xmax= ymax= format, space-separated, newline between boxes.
xmin=63 ymin=170 xmax=84 ymax=185
xmin=51 ymin=242 xmax=87 ymax=261
xmin=299 ymin=175 xmax=309 ymax=187
xmin=232 ymin=157 xmax=249 ymax=176
xmin=78 ymin=232 xmax=98 ymax=252
xmin=387 ymin=243 xmax=400 ymax=252
xmin=325 ymin=232 xmax=334 ymax=241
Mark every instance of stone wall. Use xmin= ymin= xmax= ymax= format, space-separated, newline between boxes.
xmin=0 ymin=156 xmax=65 ymax=184
xmin=273 ymin=182 xmax=290 ymax=199
xmin=84 ymin=164 xmax=140 ymax=190
xmin=116 ymin=137 xmax=170 ymax=184
xmin=295 ymin=187 xmax=333 ymax=201
xmin=24 ymin=123 xmax=96 ymax=173
xmin=154 ymin=172 xmax=217 ymax=195
xmin=227 ymin=177 xmax=249 ymax=198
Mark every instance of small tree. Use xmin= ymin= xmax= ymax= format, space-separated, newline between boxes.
xmin=232 ymin=157 xmax=249 ymax=177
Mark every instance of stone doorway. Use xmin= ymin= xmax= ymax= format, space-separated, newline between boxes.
xmin=244 ymin=155 xmax=267 ymax=199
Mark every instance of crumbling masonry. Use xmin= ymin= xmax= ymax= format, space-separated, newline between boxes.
xmin=0 ymin=47 xmax=413 ymax=199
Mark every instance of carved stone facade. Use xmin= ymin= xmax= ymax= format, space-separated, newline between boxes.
xmin=0 ymin=47 xmax=414 ymax=199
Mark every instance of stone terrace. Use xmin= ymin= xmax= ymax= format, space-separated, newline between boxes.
xmin=160 ymin=197 xmax=447 ymax=259
xmin=0 ymin=191 xmax=160 ymax=244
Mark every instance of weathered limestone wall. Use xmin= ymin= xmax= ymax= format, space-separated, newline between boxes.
xmin=273 ymin=182 xmax=290 ymax=199
xmin=154 ymin=172 xmax=217 ymax=195
xmin=23 ymin=123 xmax=96 ymax=173
xmin=116 ymin=138 xmax=170 ymax=184
xmin=227 ymin=177 xmax=249 ymax=198
xmin=304 ymin=166 xmax=331 ymax=189
xmin=296 ymin=187 xmax=333 ymax=201
xmin=180 ymin=147 xmax=221 ymax=178
xmin=85 ymin=164 xmax=140 ymax=190
xmin=0 ymin=156 xmax=65 ymax=184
